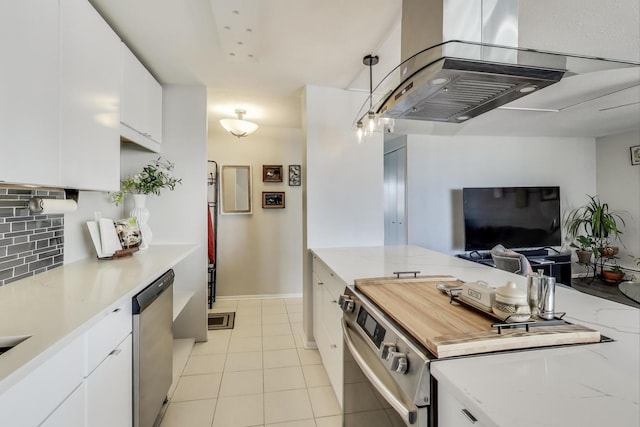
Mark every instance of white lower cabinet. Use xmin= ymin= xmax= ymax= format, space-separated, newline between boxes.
xmin=0 ymin=335 xmax=84 ymax=427
xmin=41 ymin=383 xmax=86 ymax=427
xmin=86 ymin=334 xmax=132 ymax=427
xmin=312 ymin=255 xmax=345 ymax=406
xmin=0 ymin=300 xmax=133 ymax=426
xmin=438 ymin=382 xmax=486 ymax=427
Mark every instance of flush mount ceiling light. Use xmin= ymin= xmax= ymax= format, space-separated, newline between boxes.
xmin=219 ymin=109 xmax=258 ymax=138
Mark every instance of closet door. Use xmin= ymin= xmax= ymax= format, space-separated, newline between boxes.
xmin=384 ymin=147 xmax=407 ymax=245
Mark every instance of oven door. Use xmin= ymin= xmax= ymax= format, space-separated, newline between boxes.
xmin=342 ymin=319 xmax=430 ymax=427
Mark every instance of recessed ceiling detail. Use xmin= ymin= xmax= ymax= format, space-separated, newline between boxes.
xmin=210 ymin=0 xmax=261 ymax=63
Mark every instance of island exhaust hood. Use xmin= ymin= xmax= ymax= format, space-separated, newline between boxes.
xmin=356 ymin=0 xmax=640 ymax=128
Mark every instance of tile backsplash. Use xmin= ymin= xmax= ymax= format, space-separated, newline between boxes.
xmin=0 ymin=187 xmax=64 ymax=286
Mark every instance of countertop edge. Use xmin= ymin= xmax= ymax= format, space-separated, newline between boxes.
xmin=0 ymin=243 xmax=197 ymax=395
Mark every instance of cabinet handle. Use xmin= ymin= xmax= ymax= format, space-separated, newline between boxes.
xmin=318 ymin=282 xmax=324 ymax=285
xmin=113 ymin=308 xmax=121 ymax=313
xmin=461 ymin=409 xmax=477 ymax=423
xmin=330 ymin=344 xmax=337 ymax=349
xmin=109 ymin=348 xmax=122 ymax=356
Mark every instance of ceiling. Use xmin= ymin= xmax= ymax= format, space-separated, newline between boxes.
xmin=90 ymin=0 xmax=639 ymax=138
xmin=90 ymin=0 xmax=402 ymax=130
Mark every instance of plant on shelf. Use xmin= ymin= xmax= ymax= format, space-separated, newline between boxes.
xmin=111 ymin=157 xmax=182 ymax=206
xmin=570 ymin=235 xmax=596 ymax=264
xmin=602 ymin=262 xmax=625 ymax=284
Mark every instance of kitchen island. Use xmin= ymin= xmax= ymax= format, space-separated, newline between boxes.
xmin=311 ymin=245 xmax=639 ymax=427
xmin=0 ymin=244 xmax=196 ymax=424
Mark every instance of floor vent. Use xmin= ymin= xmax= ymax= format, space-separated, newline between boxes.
xmin=207 ymin=312 xmax=235 ymax=330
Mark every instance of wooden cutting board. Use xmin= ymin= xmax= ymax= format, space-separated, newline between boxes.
xmin=354 ymin=276 xmax=601 ymax=358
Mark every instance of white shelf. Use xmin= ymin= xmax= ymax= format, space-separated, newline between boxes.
xmin=173 ymin=290 xmax=194 ymax=322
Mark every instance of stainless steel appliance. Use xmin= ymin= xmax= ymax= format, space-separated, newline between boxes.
xmin=340 ymin=287 xmax=435 ymax=427
xmin=133 ymin=269 xmax=174 ymax=427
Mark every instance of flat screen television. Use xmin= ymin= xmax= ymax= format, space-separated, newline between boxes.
xmin=463 ymin=186 xmax=561 ymax=251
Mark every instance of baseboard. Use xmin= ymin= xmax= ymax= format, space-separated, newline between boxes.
xmin=300 ymin=330 xmax=317 ymax=350
xmin=216 ymin=293 xmax=303 ymax=301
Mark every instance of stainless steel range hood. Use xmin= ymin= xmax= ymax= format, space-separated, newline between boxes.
xmin=356 ymin=0 xmax=640 ymax=129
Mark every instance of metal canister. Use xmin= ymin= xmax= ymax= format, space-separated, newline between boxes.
xmin=526 ymin=270 xmax=542 ymax=316
xmin=537 ymin=275 xmax=556 ymax=320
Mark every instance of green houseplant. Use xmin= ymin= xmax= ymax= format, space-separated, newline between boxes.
xmin=565 ymin=195 xmax=626 ymax=254
xmin=602 ymin=263 xmax=625 ymax=283
xmin=111 ymin=157 xmax=182 ymax=206
xmin=570 ymin=235 xmax=596 ymax=264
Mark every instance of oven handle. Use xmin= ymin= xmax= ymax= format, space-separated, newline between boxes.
xmin=341 ymin=318 xmax=418 ymax=425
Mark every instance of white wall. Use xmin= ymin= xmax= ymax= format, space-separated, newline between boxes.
xmin=519 ymin=0 xmax=640 ymax=62
xmin=303 ymin=85 xmax=385 ymax=344
xmin=207 ymin=126 xmax=304 ymax=297
xmin=305 ymin=85 xmax=384 ymax=249
xmin=596 ymin=130 xmax=640 ymax=271
xmin=406 ymin=135 xmax=597 ymax=255
xmin=121 ymin=85 xmax=208 ymax=342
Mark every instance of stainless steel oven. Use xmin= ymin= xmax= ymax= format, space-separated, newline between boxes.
xmin=340 ymin=286 xmax=435 ymax=427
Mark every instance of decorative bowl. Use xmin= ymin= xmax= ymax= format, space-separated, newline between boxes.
xmin=492 ymin=300 xmax=531 ymax=322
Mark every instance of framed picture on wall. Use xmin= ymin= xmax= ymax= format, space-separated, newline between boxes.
xmin=263 ymin=165 xmax=283 ymax=182
xmin=288 ymin=165 xmax=301 ymax=186
xmin=262 ymin=192 xmax=285 ymax=209
xmin=631 ymin=145 xmax=640 ymax=165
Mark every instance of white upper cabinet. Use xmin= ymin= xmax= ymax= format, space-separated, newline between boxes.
xmin=0 ymin=0 xmax=60 ymax=186
xmin=121 ymin=43 xmax=163 ymax=152
xmin=60 ymin=0 xmax=121 ymax=192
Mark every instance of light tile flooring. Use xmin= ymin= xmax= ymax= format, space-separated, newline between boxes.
xmin=159 ymin=298 xmax=342 ymax=427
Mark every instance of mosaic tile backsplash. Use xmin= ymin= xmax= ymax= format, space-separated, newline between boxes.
xmin=0 ymin=187 xmax=64 ymax=286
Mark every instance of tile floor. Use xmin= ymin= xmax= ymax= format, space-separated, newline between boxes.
xmin=159 ymin=297 xmax=342 ymax=427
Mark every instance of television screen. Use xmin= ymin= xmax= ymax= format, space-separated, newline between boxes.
xmin=463 ymin=186 xmax=561 ymax=251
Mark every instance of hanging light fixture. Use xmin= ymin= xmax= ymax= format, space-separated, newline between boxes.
xmin=219 ymin=109 xmax=259 ymax=138
xmin=363 ymin=54 xmax=379 ymax=137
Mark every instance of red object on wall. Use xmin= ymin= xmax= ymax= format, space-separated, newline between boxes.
xmin=207 ymin=207 xmax=215 ymax=264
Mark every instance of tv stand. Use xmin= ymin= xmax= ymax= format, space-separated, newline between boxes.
xmin=457 ymin=249 xmax=572 ymax=285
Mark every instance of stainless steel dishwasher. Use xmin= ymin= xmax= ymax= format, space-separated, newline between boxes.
xmin=133 ymin=269 xmax=174 ymax=427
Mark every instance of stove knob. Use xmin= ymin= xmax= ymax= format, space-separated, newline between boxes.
xmin=338 ymin=295 xmax=355 ymax=313
xmin=388 ymin=351 xmax=409 ymax=374
xmin=379 ymin=342 xmax=397 ymax=360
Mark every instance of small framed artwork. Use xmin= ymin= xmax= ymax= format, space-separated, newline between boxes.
xmin=288 ymin=165 xmax=301 ymax=186
xmin=263 ymin=165 xmax=283 ymax=182
xmin=631 ymin=145 xmax=640 ymax=165
xmin=262 ymin=192 xmax=285 ymax=209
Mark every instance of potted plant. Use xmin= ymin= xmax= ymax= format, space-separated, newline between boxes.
xmin=565 ymin=195 xmax=626 ymax=256
xmin=570 ymin=235 xmax=596 ymax=264
xmin=602 ymin=263 xmax=625 ymax=283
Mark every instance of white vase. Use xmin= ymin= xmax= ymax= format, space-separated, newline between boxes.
xmin=131 ymin=194 xmax=152 ymax=250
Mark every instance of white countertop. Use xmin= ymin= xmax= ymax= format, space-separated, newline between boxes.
xmin=0 ymin=244 xmax=196 ymax=394
xmin=311 ymin=245 xmax=640 ymax=427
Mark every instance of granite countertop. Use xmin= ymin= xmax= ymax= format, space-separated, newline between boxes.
xmin=311 ymin=245 xmax=640 ymax=427
xmin=0 ymin=244 xmax=197 ymax=394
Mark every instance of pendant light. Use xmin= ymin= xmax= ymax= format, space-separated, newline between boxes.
xmin=363 ymin=54 xmax=379 ymax=137
xmin=219 ymin=109 xmax=259 ymax=138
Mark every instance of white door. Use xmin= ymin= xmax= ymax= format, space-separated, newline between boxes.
xmin=384 ymin=147 xmax=407 ymax=245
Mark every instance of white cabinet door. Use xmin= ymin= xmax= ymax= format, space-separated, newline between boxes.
xmin=86 ymin=334 xmax=133 ymax=427
xmin=59 ymin=0 xmax=121 ymax=191
xmin=438 ymin=383 xmax=487 ymax=427
xmin=312 ymin=256 xmax=345 ymax=407
xmin=121 ymin=44 xmax=147 ymax=135
xmin=0 ymin=335 xmax=84 ymax=426
xmin=0 ymin=0 xmax=60 ymax=186
xmin=41 ymin=383 xmax=86 ymax=427
xmin=121 ymin=42 xmax=163 ymax=151
xmin=146 ymin=75 xmax=163 ymax=144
